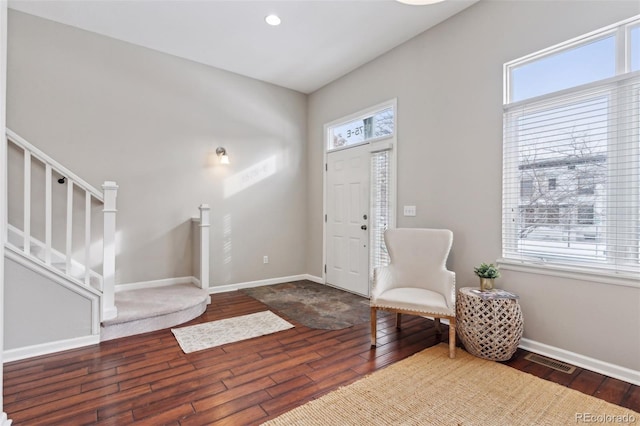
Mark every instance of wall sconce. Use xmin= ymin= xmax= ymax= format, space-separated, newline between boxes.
xmin=216 ymin=147 xmax=230 ymax=164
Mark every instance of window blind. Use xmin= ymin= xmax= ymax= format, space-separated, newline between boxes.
xmin=502 ymin=74 xmax=640 ymax=276
xmin=370 ymin=150 xmax=391 ymax=278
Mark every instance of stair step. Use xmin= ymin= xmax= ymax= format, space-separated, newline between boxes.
xmin=101 ymin=283 xmax=210 ymax=341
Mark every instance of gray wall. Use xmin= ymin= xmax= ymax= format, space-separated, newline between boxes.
xmin=307 ymin=0 xmax=640 ymax=371
xmin=7 ymin=10 xmax=308 ymax=287
xmin=4 ymin=257 xmax=93 ymax=349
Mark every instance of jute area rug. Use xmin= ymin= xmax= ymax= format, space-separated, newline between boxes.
xmin=263 ymin=344 xmax=639 ymax=426
xmin=241 ymin=280 xmax=386 ymax=330
xmin=171 ymin=311 xmax=293 ymax=354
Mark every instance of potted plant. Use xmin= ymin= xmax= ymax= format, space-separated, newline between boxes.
xmin=474 ymin=263 xmax=500 ymax=291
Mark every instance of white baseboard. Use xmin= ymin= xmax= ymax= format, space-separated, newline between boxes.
xmin=116 ymin=274 xmax=323 ymax=295
xmin=116 ymin=276 xmax=199 ymax=292
xmin=304 ymin=274 xmax=324 ymax=284
xmin=3 ymin=334 xmax=100 ymax=363
xmin=519 ymin=338 xmax=640 ymax=386
xmin=209 ymin=274 xmax=324 ymax=294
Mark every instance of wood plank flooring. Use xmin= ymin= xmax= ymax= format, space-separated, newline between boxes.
xmin=4 ymin=290 xmax=639 ymax=425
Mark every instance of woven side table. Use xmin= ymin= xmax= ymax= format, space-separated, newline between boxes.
xmin=456 ymin=287 xmax=524 ymax=361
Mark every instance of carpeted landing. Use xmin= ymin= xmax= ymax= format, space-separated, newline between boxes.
xmin=101 ymin=283 xmax=210 ymax=341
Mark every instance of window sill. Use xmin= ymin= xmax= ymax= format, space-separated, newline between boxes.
xmin=496 ymin=258 xmax=640 ymax=289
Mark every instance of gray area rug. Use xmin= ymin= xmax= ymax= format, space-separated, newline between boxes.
xmin=241 ymin=280 xmax=384 ymax=330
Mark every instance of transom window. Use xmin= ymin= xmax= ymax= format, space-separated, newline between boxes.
xmin=327 ymin=106 xmax=394 ymax=151
xmin=502 ymin=15 xmax=640 ymax=280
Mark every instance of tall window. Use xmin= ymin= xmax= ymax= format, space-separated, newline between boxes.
xmin=502 ymin=16 xmax=640 ymax=278
xmin=370 ymin=150 xmax=392 ymax=276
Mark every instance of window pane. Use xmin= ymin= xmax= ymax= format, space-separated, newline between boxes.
xmin=631 ymin=25 xmax=640 ymax=72
xmin=513 ymin=95 xmax=608 ymax=262
xmin=511 ymin=36 xmax=615 ymax=102
xmin=328 ymin=107 xmax=394 ymax=150
xmin=370 ymin=150 xmax=391 ymax=281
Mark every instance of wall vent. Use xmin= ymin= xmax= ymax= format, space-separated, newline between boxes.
xmin=524 ymin=353 xmax=576 ymax=374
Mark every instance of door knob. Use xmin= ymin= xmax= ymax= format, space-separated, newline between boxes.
xmin=361 ymin=225 xmax=367 ymax=230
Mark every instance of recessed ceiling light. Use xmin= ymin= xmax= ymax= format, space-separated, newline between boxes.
xmin=265 ymin=14 xmax=281 ymax=26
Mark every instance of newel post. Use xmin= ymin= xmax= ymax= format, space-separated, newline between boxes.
xmin=102 ymin=181 xmax=118 ymax=321
xmin=198 ymin=204 xmax=210 ymax=291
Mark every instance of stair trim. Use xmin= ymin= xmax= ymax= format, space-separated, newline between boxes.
xmin=5 ymin=244 xmax=102 ymax=298
xmin=7 ymin=224 xmax=103 ymax=290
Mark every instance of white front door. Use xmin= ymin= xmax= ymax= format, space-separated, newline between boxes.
xmin=326 ymin=144 xmax=370 ymax=296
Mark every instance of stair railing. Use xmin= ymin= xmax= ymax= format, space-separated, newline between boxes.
xmin=6 ymin=129 xmax=118 ymax=320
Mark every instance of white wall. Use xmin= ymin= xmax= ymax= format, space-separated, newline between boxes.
xmin=7 ymin=10 xmax=308 ymax=287
xmin=307 ymin=0 xmax=640 ymax=373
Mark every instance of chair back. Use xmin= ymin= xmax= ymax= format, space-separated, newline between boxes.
xmin=384 ymin=228 xmax=453 ymax=293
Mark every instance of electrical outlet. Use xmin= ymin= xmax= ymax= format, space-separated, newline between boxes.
xmin=403 ymin=205 xmax=417 ymax=217
xmin=263 ymin=256 xmax=269 ymax=264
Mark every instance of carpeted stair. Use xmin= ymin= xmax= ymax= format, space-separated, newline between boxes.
xmin=101 ymin=283 xmax=210 ymax=341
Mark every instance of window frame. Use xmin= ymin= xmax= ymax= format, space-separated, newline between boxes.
xmin=326 ymin=104 xmax=395 ymax=152
xmin=501 ymin=15 xmax=640 ymax=289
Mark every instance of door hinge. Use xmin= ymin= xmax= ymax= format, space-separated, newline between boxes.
xmin=324 ymin=264 xmax=327 ymax=273
xmin=325 ymin=163 xmax=328 ymax=171
xmin=325 ymin=214 xmax=327 ymax=222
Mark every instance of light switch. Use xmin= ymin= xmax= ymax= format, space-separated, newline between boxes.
xmin=403 ymin=205 xmax=416 ymax=216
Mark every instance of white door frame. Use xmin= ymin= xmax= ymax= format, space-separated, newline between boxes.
xmin=322 ymin=98 xmax=398 ymax=293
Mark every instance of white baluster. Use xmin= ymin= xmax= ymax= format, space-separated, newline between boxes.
xmin=65 ymin=179 xmax=73 ymax=274
xmin=199 ymin=204 xmax=210 ymax=291
xmin=23 ymin=150 xmax=30 ymax=255
xmin=102 ymin=181 xmax=118 ymax=321
xmin=84 ymin=191 xmax=91 ymax=286
xmin=45 ymin=164 xmax=52 ymax=265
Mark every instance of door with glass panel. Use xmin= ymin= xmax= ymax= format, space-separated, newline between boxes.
xmin=324 ymin=100 xmax=396 ymax=297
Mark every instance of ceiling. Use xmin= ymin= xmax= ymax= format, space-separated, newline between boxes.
xmin=8 ymin=0 xmax=479 ymax=94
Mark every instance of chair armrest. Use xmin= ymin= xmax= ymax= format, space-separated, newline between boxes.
xmin=443 ymin=270 xmax=456 ymax=310
xmin=372 ymin=266 xmax=393 ymax=299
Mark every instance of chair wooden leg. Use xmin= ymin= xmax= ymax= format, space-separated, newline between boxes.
xmin=448 ymin=317 xmax=456 ymax=358
xmin=396 ymin=313 xmax=402 ymax=329
xmin=370 ymin=307 xmax=377 ymax=347
xmin=434 ymin=318 xmax=441 ymax=335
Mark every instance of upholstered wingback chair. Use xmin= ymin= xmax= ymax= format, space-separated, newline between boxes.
xmin=370 ymin=228 xmax=456 ymax=358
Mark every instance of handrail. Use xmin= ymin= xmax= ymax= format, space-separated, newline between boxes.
xmin=6 ymin=128 xmax=118 ymax=321
xmin=7 ymin=129 xmax=104 ymax=201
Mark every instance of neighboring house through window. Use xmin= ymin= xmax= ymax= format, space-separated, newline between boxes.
xmin=502 ymin=16 xmax=640 ymax=279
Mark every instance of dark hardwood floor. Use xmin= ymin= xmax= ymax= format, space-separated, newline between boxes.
xmin=4 ymin=291 xmax=639 ymax=425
